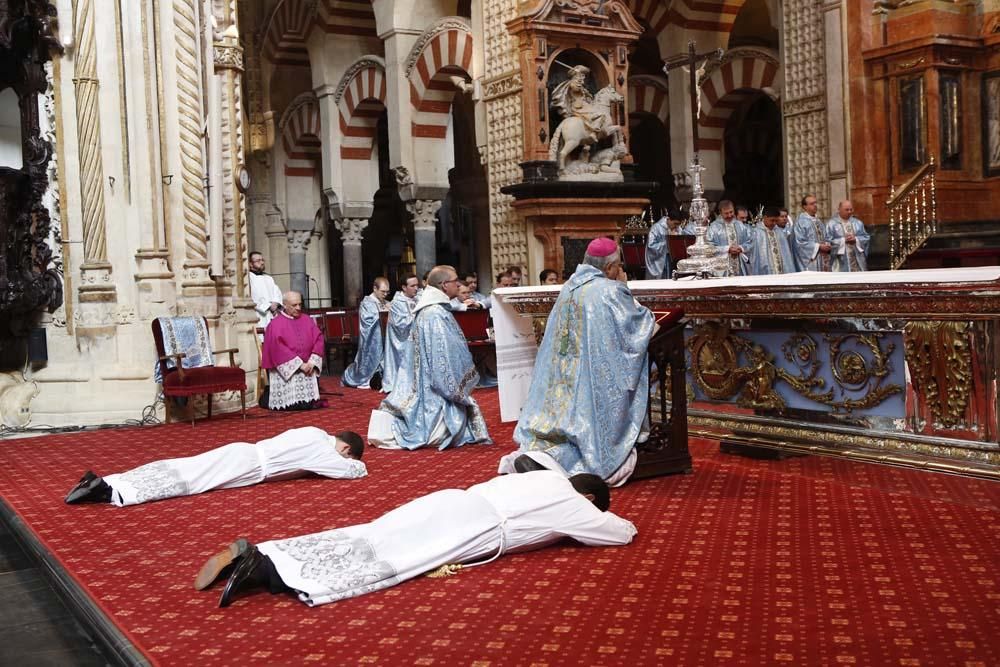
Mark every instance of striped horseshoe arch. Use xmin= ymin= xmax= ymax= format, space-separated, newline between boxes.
xmin=336 ymin=58 xmax=387 ymax=161
xmin=628 ymin=75 xmax=670 ymax=127
xmin=698 ymin=49 xmax=780 ymax=151
xmin=280 ymin=94 xmax=322 ymax=178
xmin=406 ymin=19 xmax=475 ymax=140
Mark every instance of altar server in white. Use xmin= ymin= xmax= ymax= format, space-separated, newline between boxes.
xmin=248 ymin=251 xmax=283 ymax=331
xmin=827 ymin=200 xmax=870 ymax=272
xmin=64 ymin=427 xmax=366 ymax=506
xmin=195 ymin=470 xmax=636 ymax=608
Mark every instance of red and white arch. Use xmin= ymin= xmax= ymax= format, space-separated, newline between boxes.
xmin=263 ymin=0 xmax=377 ymax=67
xmin=699 ymin=49 xmax=780 ymax=151
xmin=337 ymin=58 xmax=387 ymax=160
xmin=280 ymin=95 xmax=322 ymax=177
xmin=628 ymin=75 xmax=669 ymax=128
xmin=406 ymin=20 xmax=474 ymax=139
xmin=626 ymin=0 xmax=743 ymax=36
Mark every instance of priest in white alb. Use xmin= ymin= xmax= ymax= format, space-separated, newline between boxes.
xmin=64 ymin=427 xmax=366 ymax=506
xmin=499 ymin=238 xmax=654 ymax=487
xmin=194 ymin=470 xmax=636 ymax=608
xmin=248 ymin=251 xmax=283 ymax=331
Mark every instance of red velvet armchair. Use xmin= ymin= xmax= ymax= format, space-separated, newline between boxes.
xmin=152 ymin=317 xmax=247 ymax=424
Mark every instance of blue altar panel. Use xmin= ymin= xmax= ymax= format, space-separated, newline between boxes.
xmin=685 ymin=327 xmax=906 ymax=418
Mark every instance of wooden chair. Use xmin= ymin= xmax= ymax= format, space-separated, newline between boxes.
xmin=152 ymin=317 xmax=246 ymax=425
xmin=322 ymin=310 xmax=360 ymax=371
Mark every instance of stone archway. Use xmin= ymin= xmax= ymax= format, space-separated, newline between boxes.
xmin=722 ymin=91 xmax=783 ymax=209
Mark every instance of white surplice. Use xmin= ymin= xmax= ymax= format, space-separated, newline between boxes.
xmin=248 ymin=272 xmax=283 ymax=330
xmin=258 ymin=470 xmax=637 ymax=606
xmin=104 ymin=427 xmax=366 ymax=506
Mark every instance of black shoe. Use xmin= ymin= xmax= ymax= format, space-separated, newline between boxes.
xmin=370 ymin=371 xmax=382 ymax=392
xmin=219 ymin=544 xmax=266 ymax=608
xmin=513 ymin=455 xmax=548 ymax=474
xmin=65 ymin=471 xmax=112 ymax=504
xmin=194 ymin=538 xmax=250 ymax=591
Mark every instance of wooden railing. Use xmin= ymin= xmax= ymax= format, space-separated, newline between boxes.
xmin=887 ymin=157 xmax=937 ymax=270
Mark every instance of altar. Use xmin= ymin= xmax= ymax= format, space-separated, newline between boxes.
xmin=492 ymin=267 xmax=1000 ymax=480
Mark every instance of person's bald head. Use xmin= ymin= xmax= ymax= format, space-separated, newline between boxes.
xmin=837 ymin=200 xmax=854 ymax=220
xmin=428 ymin=265 xmax=460 ymax=298
xmin=282 ymin=291 xmax=304 ymax=318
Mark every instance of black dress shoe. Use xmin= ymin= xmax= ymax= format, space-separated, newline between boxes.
xmin=513 ymin=455 xmax=548 ymax=474
xmin=65 ymin=471 xmax=112 ymax=504
xmin=219 ymin=544 xmax=265 ymax=608
xmin=194 ymin=538 xmax=250 ymax=590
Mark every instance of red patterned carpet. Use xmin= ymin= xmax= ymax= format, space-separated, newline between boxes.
xmin=1 ymin=378 xmax=998 ymax=666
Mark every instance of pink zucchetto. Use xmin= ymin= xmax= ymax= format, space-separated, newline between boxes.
xmin=586 ymin=237 xmax=618 ymax=258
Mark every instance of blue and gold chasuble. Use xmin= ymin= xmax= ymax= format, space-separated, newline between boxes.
xmin=513 ymin=265 xmax=654 ymax=479
xmin=379 ymin=288 xmax=492 ymax=450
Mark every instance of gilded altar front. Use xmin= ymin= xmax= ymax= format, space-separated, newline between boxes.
xmin=493 ymin=267 xmax=1000 ymax=480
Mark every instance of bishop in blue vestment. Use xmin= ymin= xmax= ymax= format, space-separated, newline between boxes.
xmin=371 ymin=266 xmax=492 ymax=450
xmin=382 ymin=274 xmax=419 ymax=394
xmin=508 ymin=238 xmax=654 ymax=483
xmin=342 ymin=278 xmax=390 ymax=388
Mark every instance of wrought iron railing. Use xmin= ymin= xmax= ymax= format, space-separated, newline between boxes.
xmin=887 ymin=157 xmax=937 ymax=270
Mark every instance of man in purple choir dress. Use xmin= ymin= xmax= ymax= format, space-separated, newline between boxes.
xmin=261 ymin=291 xmax=325 ymax=410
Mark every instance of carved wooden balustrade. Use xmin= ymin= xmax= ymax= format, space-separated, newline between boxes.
xmin=887 ymin=157 xmax=937 ymax=270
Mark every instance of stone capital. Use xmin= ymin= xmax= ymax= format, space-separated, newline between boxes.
xmin=406 ymin=199 xmax=442 ymax=232
xmin=287 ymin=229 xmax=313 ymax=254
xmin=334 ymin=218 xmax=369 ymax=246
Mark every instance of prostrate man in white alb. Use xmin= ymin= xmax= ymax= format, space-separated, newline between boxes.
xmin=382 ymin=274 xmax=419 ymax=394
xmin=343 ymin=277 xmax=391 ymax=389
xmin=792 ymin=194 xmax=833 ymax=271
xmin=248 ymin=251 xmax=283 ymax=331
xmin=368 ymin=265 xmax=492 ymax=450
xmin=500 ymin=238 xmax=654 ymax=488
xmin=65 ymin=427 xmax=366 ymax=506
xmin=194 ymin=470 xmax=636 ymax=608
xmin=826 ymin=200 xmax=870 ymax=272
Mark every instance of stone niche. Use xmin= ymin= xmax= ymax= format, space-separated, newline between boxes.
xmin=502 ymin=0 xmax=655 ymax=279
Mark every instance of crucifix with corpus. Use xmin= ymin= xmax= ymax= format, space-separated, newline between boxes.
xmin=662 ymin=41 xmax=724 ymax=168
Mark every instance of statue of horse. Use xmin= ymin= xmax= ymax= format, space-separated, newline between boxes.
xmin=548 ymin=85 xmax=624 ymax=172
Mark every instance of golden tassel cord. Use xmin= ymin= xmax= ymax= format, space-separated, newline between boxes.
xmin=425 ymin=563 xmax=464 ymax=578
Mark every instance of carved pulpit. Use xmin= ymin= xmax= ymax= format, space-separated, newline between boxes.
xmin=502 ymin=0 xmax=657 ymax=280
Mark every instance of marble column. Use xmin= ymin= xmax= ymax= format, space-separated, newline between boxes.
xmin=334 ymin=218 xmax=368 ymax=308
xmin=406 ymin=199 xmax=442 ymax=279
xmin=286 ymin=229 xmax=312 ymax=299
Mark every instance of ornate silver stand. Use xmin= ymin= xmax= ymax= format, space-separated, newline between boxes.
xmin=674 ymin=154 xmax=726 ymax=278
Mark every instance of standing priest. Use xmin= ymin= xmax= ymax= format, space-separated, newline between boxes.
xmin=367 ymin=265 xmax=491 ymax=450
xmin=261 ymin=291 xmax=325 ymax=410
xmin=827 ymin=200 xmax=870 ymax=272
xmin=750 ymin=206 xmax=797 ymax=275
xmin=382 ymin=274 xmax=419 ymax=393
xmin=501 ymin=238 xmax=654 ymax=487
xmin=342 ymin=277 xmax=391 ymax=389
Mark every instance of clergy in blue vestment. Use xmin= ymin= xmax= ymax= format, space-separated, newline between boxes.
xmin=381 ymin=274 xmax=419 ymax=394
xmin=504 ymin=238 xmax=654 ymax=486
xmin=705 ymin=200 xmax=753 ymax=276
xmin=827 ymin=200 xmax=870 ymax=272
xmin=792 ymin=194 xmax=834 ymax=271
xmin=463 ymin=272 xmax=489 ymax=307
xmin=644 ymin=215 xmax=670 ymax=280
xmin=342 ymin=277 xmax=390 ymax=389
xmin=750 ymin=206 xmax=797 ymax=275
xmin=368 ymin=265 xmax=492 ymax=450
